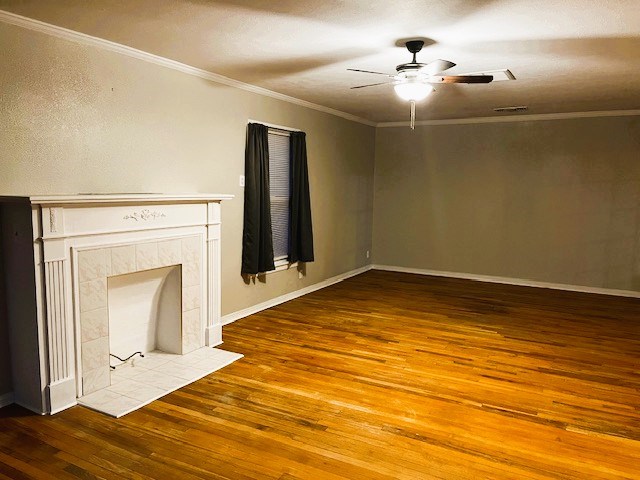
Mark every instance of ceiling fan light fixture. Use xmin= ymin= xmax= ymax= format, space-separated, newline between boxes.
xmin=394 ymin=81 xmax=433 ymax=101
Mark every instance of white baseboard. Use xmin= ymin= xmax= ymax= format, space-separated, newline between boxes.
xmin=372 ymin=264 xmax=640 ymax=299
xmin=221 ymin=265 xmax=373 ymax=325
xmin=220 ymin=263 xmax=639 ymax=327
xmin=0 ymin=392 xmax=14 ymax=409
xmin=49 ymin=401 xmax=77 ymax=415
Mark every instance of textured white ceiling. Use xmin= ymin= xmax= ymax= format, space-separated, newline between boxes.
xmin=1 ymin=0 xmax=639 ymax=122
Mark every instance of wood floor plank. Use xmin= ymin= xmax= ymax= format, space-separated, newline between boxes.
xmin=1 ymin=270 xmax=639 ymax=479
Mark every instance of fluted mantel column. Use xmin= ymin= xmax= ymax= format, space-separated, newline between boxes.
xmin=205 ymin=202 xmax=223 ymax=346
xmin=41 ymin=207 xmax=77 ymax=413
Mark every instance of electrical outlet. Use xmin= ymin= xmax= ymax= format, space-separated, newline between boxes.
xmin=366 ymin=250 xmax=370 ymax=259
xmin=239 ymin=175 xmax=245 ymax=187
xmin=298 ymin=270 xmax=303 ymax=279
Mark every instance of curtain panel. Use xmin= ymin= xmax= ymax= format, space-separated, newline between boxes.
xmin=241 ymin=123 xmax=275 ymax=274
xmin=289 ymin=131 xmax=314 ymax=263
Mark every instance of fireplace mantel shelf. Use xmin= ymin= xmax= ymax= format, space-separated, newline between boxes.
xmin=1 ymin=193 xmax=234 ymax=206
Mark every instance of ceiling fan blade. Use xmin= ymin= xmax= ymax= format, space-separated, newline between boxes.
xmin=350 ymin=82 xmax=392 ymax=89
xmin=420 ymin=59 xmax=456 ymax=75
xmin=347 ymin=68 xmax=396 ymax=77
xmin=429 ymin=75 xmax=494 ymax=84
xmin=455 ymin=69 xmax=516 ymax=81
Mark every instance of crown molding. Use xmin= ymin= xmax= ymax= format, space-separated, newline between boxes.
xmin=376 ymin=109 xmax=640 ymax=128
xmin=0 ymin=9 xmax=376 ymax=127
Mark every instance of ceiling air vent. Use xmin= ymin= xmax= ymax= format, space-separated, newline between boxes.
xmin=493 ymin=106 xmax=528 ymax=113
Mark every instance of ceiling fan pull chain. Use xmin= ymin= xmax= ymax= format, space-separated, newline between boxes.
xmin=410 ymin=100 xmax=416 ymax=130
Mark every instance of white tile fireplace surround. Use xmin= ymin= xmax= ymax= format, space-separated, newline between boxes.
xmin=0 ymin=194 xmax=240 ymax=416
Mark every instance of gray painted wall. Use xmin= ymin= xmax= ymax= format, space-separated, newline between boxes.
xmin=373 ymin=116 xmax=640 ymax=290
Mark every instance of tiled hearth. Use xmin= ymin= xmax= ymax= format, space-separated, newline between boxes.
xmin=79 ymin=347 xmax=242 ymax=417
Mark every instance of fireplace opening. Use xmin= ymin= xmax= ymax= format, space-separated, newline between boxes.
xmin=107 ymin=265 xmax=182 ymax=368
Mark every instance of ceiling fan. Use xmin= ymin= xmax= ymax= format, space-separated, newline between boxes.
xmin=348 ymin=40 xmax=515 ymax=128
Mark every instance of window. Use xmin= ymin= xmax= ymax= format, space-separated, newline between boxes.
xmin=242 ymin=121 xmax=312 ymax=276
xmin=267 ymin=129 xmax=290 ymax=265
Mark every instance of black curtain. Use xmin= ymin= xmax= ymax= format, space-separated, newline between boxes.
xmin=289 ymin=131 xmax=314 ymax=263
xmin=241 ymin=123 xmax=275 ymax=274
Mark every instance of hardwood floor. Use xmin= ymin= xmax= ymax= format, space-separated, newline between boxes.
xmin=1 ymin=270 xmax=640 ymax=479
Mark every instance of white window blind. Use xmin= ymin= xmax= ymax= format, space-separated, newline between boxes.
xmin=268 ymin=129 xmax=290 ymax=262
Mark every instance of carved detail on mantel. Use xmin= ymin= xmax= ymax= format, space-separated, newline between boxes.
xmin=50 ymin=209 xmax=58 ymax=233
xmin=123 ymin=209 xmax=166 ymax=222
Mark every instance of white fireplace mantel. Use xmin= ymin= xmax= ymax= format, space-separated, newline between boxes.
xmin=0 ymin=193 xmax=232 ymax=414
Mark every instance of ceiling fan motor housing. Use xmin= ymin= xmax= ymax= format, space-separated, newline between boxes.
xmin=405 ymin=40 xmax=424 ymax=54
xmin=397 ymin=40 xmax=426 ymax=73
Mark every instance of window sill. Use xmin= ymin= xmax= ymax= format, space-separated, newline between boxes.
xmin=266 ymin=260 xmax=298 ymax=275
